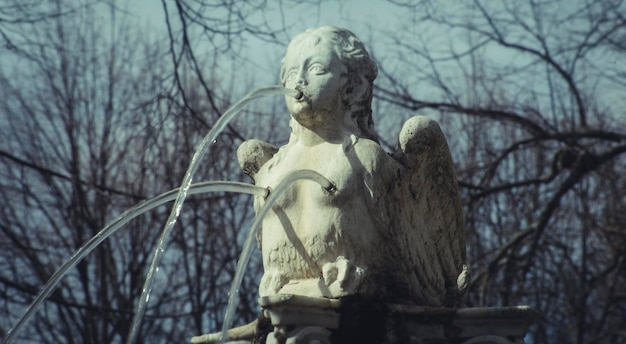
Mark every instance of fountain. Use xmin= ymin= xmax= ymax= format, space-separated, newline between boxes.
xmin=2 ymin=26 xmax=536 ymax=344
xmin=1 ymin=86 xmax=318 ymax=344
xmin=193 ymin=27 xmax=537 ymax=344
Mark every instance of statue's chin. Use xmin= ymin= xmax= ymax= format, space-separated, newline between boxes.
xmin=291 ymin=110 xmax=322 ymax=128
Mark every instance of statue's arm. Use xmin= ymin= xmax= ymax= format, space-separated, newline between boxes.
xmin=237 ymin=139 xmax=279 ymax=181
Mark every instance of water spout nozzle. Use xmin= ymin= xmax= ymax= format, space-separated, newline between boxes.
xmin=324 ymin=182 xmax=337 ymax=193
xmin=295 ymin=91 xmax=304 ymax=101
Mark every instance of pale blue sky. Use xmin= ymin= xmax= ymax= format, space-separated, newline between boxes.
xmin=127 ymin=1 xmax=410 ymax=82
xmin=124 ymin=0 xmax=625 ymax=132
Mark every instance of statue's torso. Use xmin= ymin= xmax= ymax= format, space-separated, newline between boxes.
xmin=253 ymin=139 xmax=394 ymax=298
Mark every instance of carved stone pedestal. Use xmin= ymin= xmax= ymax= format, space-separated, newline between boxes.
xmin=258 ymin=294 xmax=537 ymax=344
xmin=384 ymin=304 xmax=537 ymax=344
xmin=191 ymin=294 xmax=536 ymax=343
xmin=259 ymin=294 xmax=341 ymax=344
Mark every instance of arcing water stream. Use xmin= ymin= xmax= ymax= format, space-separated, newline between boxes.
xmin=2 ymin=181 xmax=266 ymax=344
xmin=3 ymin=86 xmax=306 ymax=344
xmin=126 ymin=86 xmax=300 ymax=344
xmin=219 ymin=169 xmax=334 ymax=344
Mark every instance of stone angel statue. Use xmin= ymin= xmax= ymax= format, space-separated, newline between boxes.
xmin=237 ymin=26 xmax=468 ymax=308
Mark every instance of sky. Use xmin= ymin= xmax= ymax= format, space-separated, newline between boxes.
xmin=125 ymin=0 xmax=410 ymax=83
xmin=115 ymin=0 xmax=625 ymax=133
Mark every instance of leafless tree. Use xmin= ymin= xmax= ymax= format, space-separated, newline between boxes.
xmin=0 ymin=1 xmax=264 ymax=342
xmin=2 ymin=0 xmax=625 ymax=343
xmin=159 ymin=3 xmax=626 ymax=343
xmin=0 ymin=0 xmax=113 ymax=69
xmin=373 ymin=0 xmax=626 ymax=342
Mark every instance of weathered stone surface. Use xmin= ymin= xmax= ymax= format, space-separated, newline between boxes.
xmin=238 ymin=26 xmax=467 ymax=307
xmin=243 ymin=296 xmax=536 ymax=344
xmin=192 ymin=297 xmax=536 ymax=343
xmin=193 ymin=26 xmax=537 ymax=344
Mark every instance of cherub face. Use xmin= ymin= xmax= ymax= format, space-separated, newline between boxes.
xmin=283 ymin=36 xmax=347 ymax=127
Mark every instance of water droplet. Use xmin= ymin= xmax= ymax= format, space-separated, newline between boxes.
xmin=212 ymin=139 xmax=217 ymax=144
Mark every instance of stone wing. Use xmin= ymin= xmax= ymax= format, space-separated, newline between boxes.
xmin=387 ymin=116 xmax=467 ymax=307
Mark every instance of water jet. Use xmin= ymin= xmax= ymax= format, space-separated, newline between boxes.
xmin=193 ymin=26 xmax=537 ymax=344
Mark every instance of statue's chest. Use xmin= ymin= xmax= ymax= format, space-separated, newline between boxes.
xmin=256 ymin=144 xmax=360 ymax=208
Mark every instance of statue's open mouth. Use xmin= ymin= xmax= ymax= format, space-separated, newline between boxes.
xmin=295 ymin=90 xmax=305 ymax=101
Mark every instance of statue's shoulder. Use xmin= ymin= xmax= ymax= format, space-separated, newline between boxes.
xmin=351 ymin=136 xmax=402 ymax=175
xmin=237 ymin=139 xmax=279 ymax=180
xmin=351 ymin=137 xmax=385 ymax=157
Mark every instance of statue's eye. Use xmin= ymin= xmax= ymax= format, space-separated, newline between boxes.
xmin=286 ymin=69 xmax=298 ymax=81
xmin=308 ymin=63 xmax=326 ymax=74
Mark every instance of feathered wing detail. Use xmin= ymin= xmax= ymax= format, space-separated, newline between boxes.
xmin=387 ymin=116 xmax=467 ymax=307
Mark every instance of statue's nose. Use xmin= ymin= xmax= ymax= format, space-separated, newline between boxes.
xmin=296 ymin=78 xmax=308 ymax=86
